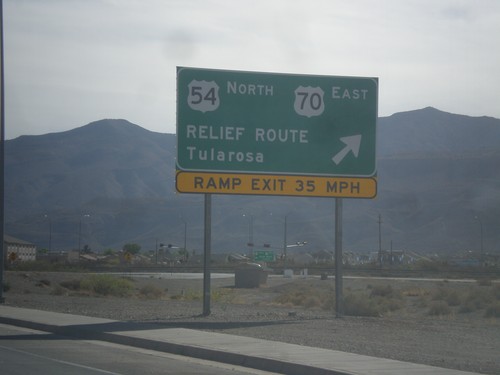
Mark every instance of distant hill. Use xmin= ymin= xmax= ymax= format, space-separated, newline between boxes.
xmin=5 ymin=109 xmax=500 ymax=255
xmin=5 ymin=119 xmax=176 ymax=216
xmin=378 ymin=107 xmax=500 ymax=156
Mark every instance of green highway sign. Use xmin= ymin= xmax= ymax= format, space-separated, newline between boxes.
xmin=253 ymin=250 xmax=275 ymax=262
xmin=176 ymin=67 xmax=378 ymax=178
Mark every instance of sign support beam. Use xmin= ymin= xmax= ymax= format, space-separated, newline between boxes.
xmin=335 ymin=198 xmax=343 ymax=317
xmin=202 ymin=194 xmax=212 ymax=316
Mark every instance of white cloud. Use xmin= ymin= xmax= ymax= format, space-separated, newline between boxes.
xmin=4 ymin=0 xmax=500 ymax=138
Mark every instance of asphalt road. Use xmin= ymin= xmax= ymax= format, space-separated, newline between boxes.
xmin=0 ymin=324 xmax=277 ymax=375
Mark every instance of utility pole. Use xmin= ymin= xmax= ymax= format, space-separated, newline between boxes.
xmin=390 ymin=239 xmax=393 ymax=266
xmin=243 ymin=214 xmax=254 ymax=259
xmin=78 ymin=214 xmax=90 ymax=255
xmin=474 ymin=216 xmax=483 ymax=259
xmin=179 ymin=218 xmax=187 ymax=251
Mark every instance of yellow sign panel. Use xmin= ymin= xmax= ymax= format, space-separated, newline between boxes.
xmin=176 ymin=171 xmax=376 ymax=198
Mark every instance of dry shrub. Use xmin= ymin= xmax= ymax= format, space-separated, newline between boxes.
xmin=428 ymin=301 xmax=452 ymax=316
xmin=303 ymin=295 xmax=322 ymax=309
xmin=459 ymin=301 xmax=477 ymax=313
xmin=170 ymin=289 xmax=230 ymax=302
xmin=366 ymin=285 xmax=404 ymax=314
xmin=138 ymin=284 xmax=165 ymax=299
xmin=59 ymin=279 xmax=81 ymax=291
xmin=445 ymin=291 xmax=462 ymax=306
xmin=2 ymin=282 xmax=10 ymax=292
xmin=274 ymin=282 xmax=404 ymax=316
xmin=476 ymin=278 xmax=493 ymax=286
xmin=402 ymin=287 xmax=428 ymax=297
xmin=460 ymin=288 xmax=491 ymax=312
xmin=484 ymin=302 xmax=500 ymax=318
xmin=370 ymin=284 xmax=398 ymax=298
xmin=80 ymin=275 xmax=133 ymax=297
xmin=382 ymin=297 xmax=406 ymax=312
xmin=431 ymin=287 xmax=449 ymax=301
xmin=274 ymin=284 xmax=332 ymax=310
xmin=430 ymin=287 xmax=463 ymax=307
xmin=36 ymin=279 xmax=51 ymax=287
xmin=344 ymin=294 xmax=380 ymax=317
xmin=275 ymin=291 xmax=309 ymax=306
xmin=51 ymin=284 xmax=67 ymax=296
xmin=494 ymin=284 xmax=500 ymax=300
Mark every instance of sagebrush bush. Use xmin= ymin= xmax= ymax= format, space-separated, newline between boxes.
xmin=170 ymin=289 xmax=230 ymax=302
xmin=36 ymin=279 xmax=51 ymax=287
xmin=476 ymin=278 xmax=492 ymax=286
xmin=80 ymin=275 xmax=133 ymax=297
xmin=445 ymin=291 xmax=462 ymax=306
xmin=462 ymin=289 xmax=490 ymax=311
xmin=484 ymin=302 xmax=500 ymax=318
xmin=59 ymin=279 xmax=81 ymax=291
xmin=428 ymin=301 xmax=452 ymax=316
xmin=344 ymin=294 xmax=380 ymax=317
xmin=2 ymin=281 xmax=10 ymax=292
xmin=402 ymin=287 xmax=427 ymax=297
xmin=138 ymin=284 xmax=165 ymax=299
xmin=303 ymin=295 xmax=322 ymax=309
xmin=274 ymin=287 xmax=333 ymax=310
xmin=494 ymin=285 xmax=500 ymax=300
xmin=51 ymin=284 xmax=67 ymax=296
xmin=370 ymin=285 xmax=396 ymax=298
xmin=459 ymin=300 xmax=477 ymax=313
xmin=431 ymin=287 xmax=449 ymax=301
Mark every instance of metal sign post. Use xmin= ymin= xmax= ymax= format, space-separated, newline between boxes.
xmin=202 ymin=194 xmax=212 ymax=316
xmin=335 ymin=198 xmax=343 ymax=317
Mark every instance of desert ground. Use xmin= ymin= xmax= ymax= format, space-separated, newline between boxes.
xmin=2 ymin=270 xmax=499 ymax=374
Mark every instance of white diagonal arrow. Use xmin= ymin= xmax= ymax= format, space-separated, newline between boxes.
xmin=332 ymin=135 xmax=362 ymax=165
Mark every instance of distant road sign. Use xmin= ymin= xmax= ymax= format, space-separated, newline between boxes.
xmin=253 ymin=250 xmax=275 ymax=262
xmin=176 ymin=67 xmax=378 ymax=197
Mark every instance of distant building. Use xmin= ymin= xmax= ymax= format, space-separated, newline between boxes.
xmin=369 ymin=250 xmax=415 ymax=265
xmin=37 ymin=250 xmax=87 ymax=264
xmin=4 ymin=235 xmax=37 ymax=262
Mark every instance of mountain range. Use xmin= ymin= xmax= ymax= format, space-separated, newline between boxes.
xmin=5 ymin=107 xmax=500 ymax=256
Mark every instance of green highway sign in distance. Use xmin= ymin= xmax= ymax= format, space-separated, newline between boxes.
xmin=253 ymin=250 xmax=275 ymax=262
xmin=177 ymin=67 xmax=378 ymax=177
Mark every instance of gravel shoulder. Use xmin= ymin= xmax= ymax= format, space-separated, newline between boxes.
xmin=2 ymin=271 xmax=499 ymax=374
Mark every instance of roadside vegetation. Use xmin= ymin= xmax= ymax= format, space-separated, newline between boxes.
xmin=269 ymin=278 xmax=500 ymax=318
xmin=54 ymin=274 xmax=135 ymax=297
xmin=50 ymin=274 xmax=232 ymax=302
xmin=4 ymin=265 xmax=499 ymax=319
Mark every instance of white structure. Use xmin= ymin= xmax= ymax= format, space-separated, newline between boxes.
xmin=4 ymin=235 xmax=37 ymax=262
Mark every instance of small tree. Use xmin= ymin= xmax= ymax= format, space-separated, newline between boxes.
xmin=38 ymin=248 xmax=49 ymax=255
xmin=103 ymin=248 xmax=115 ymax=256
xmin=123 ymin=243 xmax=141 ymax=255
xmin=178 ymin=248 xmax=189 ymax=263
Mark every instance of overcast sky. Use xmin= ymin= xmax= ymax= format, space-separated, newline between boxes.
xmin=4 ymin=0 xmax=500 ymax=139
